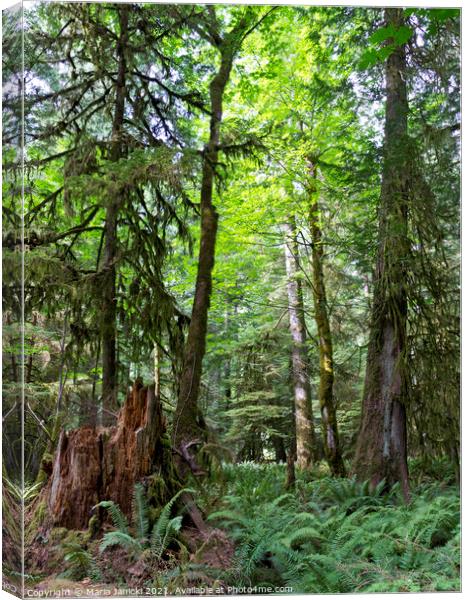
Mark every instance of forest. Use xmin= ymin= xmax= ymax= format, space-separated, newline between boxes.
xmin=2 ymin=1 xmax=460 ymax=596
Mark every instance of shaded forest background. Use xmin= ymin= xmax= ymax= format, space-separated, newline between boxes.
xmin=1 ymin=1 xmax=460 ymax=595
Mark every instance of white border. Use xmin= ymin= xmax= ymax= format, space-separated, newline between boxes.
xmin=0 ymin=1 xmax=463 ymax=600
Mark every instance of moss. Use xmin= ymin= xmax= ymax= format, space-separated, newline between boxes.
xmin=62 ymin=529 xmax=88 ymax=547
xmin=35 ymin=453 xmax=54 ymax=485
xmin=35 ymin=470 xmax=47 ymax=486
xmin=145 ymin=471 xmax=182 ymax=524
xmin=41 ymin=452 xmax=53 ymax=464
xmin=36 ymin=528 xmax=94 ymax=576
xmin=27 ymin=528 xmax=84 ymax=575
xmin=147 ymin=473 xmax=170 ymax=505
xmin=25 ymin=500 xmax=47 ymax=544
xmin=48 ymin=527 xmax=69 ymax=544
xmin=146 ymin=477 xmax=166 ymax=523
xmin=86 ymin=515 xmax=100 ymax=540
xmin=160 ymin=435 xmax=171 ymax=448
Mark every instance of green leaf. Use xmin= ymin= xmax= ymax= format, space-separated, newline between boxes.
xmin=369 ymin=25 xmax=397 ymax=45
xmin=369 ymin=24 xmax=412 ymax=48
xmin=393 ymin=25 xmax=413 ymax=45
xmin=358 ymin=49 xmax=378 ymax=70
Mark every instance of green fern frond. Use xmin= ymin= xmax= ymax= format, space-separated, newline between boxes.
xmin=150 ymin=488 xmax=193 ymax=560
xmin=269 ymin=493 xmax=294 ymax=508
xmin=99 ymin=531 xmax=143 ymax=555
xmin=207 ymin=509 xmax=250 ymax=528
xmin=151 ymin=515 xmax=183 ymax=559
xmin=133 ymin=483 xmax=149 ymax=541
xmin=291 ymin=512 xmax=320 ymax=527
xmin=283 ymin=527 xmax=323 ymax=550
xmin=94 ymin=499 xmax=129 ymax=534
xmin=61 ymin=543 xmax=101 ymax=582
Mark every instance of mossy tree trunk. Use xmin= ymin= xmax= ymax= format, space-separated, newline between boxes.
xmin=283 ymin=217 xmax=316 ymax=469
xmin=173 ymin=11 xmax=258 ymax=478
xmin=101 ymin=5 xmax=129 ymax=409
xmin=172 ymin=58 xmax=227 ymax=475
xmin=307 ymin=164 xmax=346 ymax=477
xmin=354 ymin=8 xmax=410 ymax=501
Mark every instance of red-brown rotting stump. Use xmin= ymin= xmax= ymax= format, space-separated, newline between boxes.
xmin=47 ymin=381 xmax=166 ymax=530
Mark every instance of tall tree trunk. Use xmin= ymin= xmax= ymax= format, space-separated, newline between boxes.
xmin=173 ymin=50 xmax=234 ymax=471
xmin=307 ymin=166 xmax=346 ymax=477
xmin=354 ymin=8 xmax=410 ymax=501
xmin=101 ymin=6 xmax=128 ymax=408
xmin=173 ymin=10 xmax=266 ymax=481
xmin=224 ymin=307 xmax=232 ymax=404
xmin=283 ymin=217 xmax=316 ymax=469
xmin=272 ymin=435 xmax=287 ymax=463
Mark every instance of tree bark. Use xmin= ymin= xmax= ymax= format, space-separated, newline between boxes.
xmin=307 ymin=166 xmax=346 ymax=477
xmin=101 ymin=6 xmax=128 ymax=408
xmin=285 ymin=450 xmax=296 ymax=490
xmin=272 ymin=435 xmax=287 ymax=463
xmin=354 ymin=8 xmax=410 ymax=501
xmin=172 ymin=9 xmax=267 ymax=480
xmin=172 ymin=46 xmax=233 ymax=473
xmin=283 ymin=217 xmax=316 ymax=469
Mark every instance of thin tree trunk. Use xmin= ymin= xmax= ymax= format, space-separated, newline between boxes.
xmin=354 ymin=8 xmax=410 ymax=501
xmin=283 ymin=217 xmax=316 ymax=469
xmin=172 ymin=10 xmax=266 ymax=483
xmin=173 ymin=49 xmax=233 ymax=470
xmin=307 ymin=168 xmax=346 ymax=477
xmin=10 ymin=354 xmax=18 ymax=382
xmin=101 ymin=5 xmax=128 ymax=409
xmin=91 ymin=339 xmax=101 ymax=404
xmin=26 ymin=345 xmax=34 ymax=383
xmin=154 ymin=343 xmax=161 ymax=398
xmin=224 ymin=307 xmax=232 ymax=405
xmin=26 ymin=313 xmax=37 ymax=383
xmin=285 ymin=450 xmax=296 ymax=490
xmin=272 ymin=435 xmax=287 ymax=463
xmin=56 ymin=313 xmax=68 ymax=419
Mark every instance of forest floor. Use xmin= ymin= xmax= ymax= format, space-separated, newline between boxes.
xmin=18 ymin=459 xmax=461 ymax=595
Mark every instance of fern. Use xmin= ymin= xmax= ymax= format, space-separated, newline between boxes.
xmin=62 ymin=543 xmax=101 ymax=581
xmin=151 ymin=515 xmax=183 ymax=560
xmin=206 ymin=509 xmax=250 ymax=528
xmin=94 ymin=499 xmax=129 ymax=534
xmin=269 ymin=493 xmax=294 ymax=508
xmin=282 ymin=527 xmax=323 ymax=550
xmin=133 ymin=483 xmax=149 ymax=541
xmin=99 ymin=531 xmax=144 ymax=555
xmin=208 ymin=463 xmax=460 ymax=593
xmin=149 ymin=487 xmax=193 ymax=559
xmin=97 ymin=485 xmax=193 ymax=562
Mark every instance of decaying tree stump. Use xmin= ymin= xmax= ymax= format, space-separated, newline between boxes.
xmin=46 ymin=381 xmax=167 ymax=530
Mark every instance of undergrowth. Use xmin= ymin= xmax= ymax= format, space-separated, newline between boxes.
xmin=206 ymin=462 xmax=460 ymax=593
xmin=58 ymin=486 xmax=192 ymax=584
xmin=96 ymin=485 xmax=193 ymax=560
xmin=46 ymin=461 xmax=460 ymax=594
